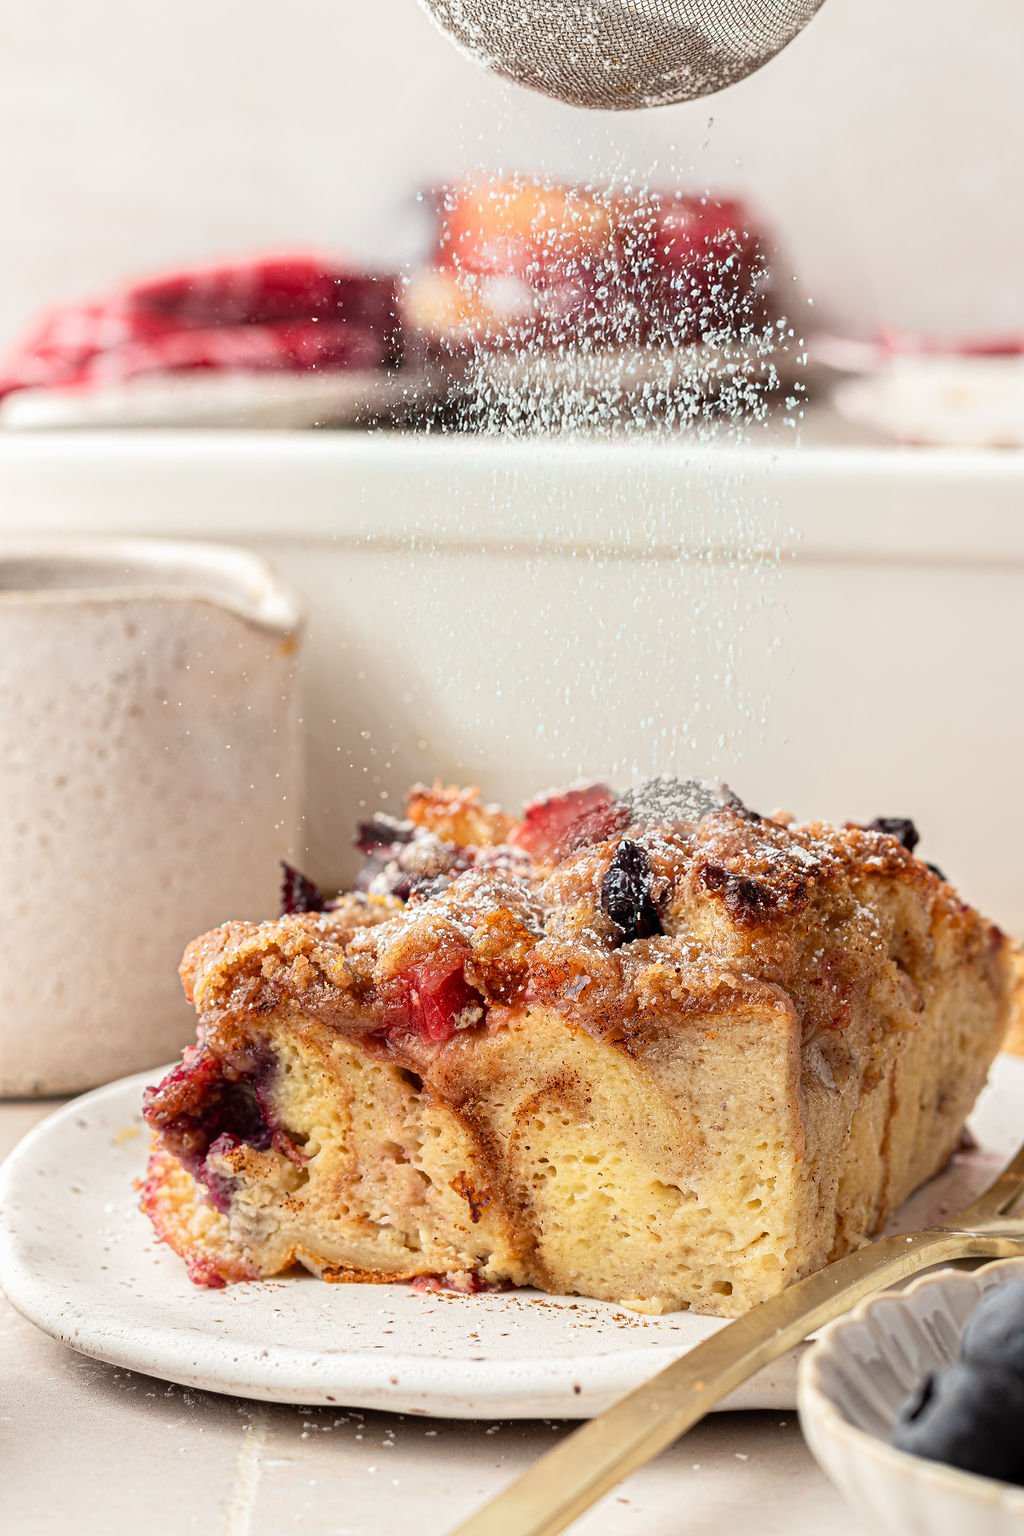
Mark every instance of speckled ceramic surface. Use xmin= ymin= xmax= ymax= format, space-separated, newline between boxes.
xmin=2 ymin=1054 xmax=1023 ymax=1419
xmin=0 ymin=540 xmax=303 ymax=1095
xmin=799 ymin=1259 xmax=1024 ymax=1535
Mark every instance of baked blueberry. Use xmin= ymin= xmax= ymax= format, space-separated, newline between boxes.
xmin=891 ymin=1361 xmax=1024 ymax=1486
xmin=960 ymin=1277 xmax=1024 ymax=1381
xmin=865 ymin=817 xmax=920 ymax=853
xmin=600 ymin=839 xmax=662 ymax=944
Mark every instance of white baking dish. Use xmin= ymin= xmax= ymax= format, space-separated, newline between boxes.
xmin=1 ymin=427 xmax=1022 ymax=929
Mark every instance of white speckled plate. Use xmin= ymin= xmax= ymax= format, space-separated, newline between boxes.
xmin=1 ymin=1056 xmax=1023 ymax=1419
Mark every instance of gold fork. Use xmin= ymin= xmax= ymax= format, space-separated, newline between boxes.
xmin=450 ymin=1140 xmax=1024 ymax=1536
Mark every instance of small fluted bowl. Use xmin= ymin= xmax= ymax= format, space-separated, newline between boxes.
xmin=798 ymin=1259 xmax=1024 ymax=1536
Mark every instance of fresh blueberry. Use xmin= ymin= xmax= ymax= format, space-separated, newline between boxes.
xmin=961 ymin=1278 xmax=1024 ymax=1381
xmin=890 ymin=1361 xmax=1024 ymax=1486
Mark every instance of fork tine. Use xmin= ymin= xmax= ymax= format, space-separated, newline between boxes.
xmin=950 ymin=1137 xmax=1024 ymax=1226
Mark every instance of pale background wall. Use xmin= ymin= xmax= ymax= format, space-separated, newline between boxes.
xmin=0 ymin=0 xmax=1021 ymax=352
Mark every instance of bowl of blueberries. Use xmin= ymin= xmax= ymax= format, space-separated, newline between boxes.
xmin=798 ymin=1259 xmax=1024 ymax=1535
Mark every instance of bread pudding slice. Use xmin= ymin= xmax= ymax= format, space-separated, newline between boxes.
xmin=1005 ymin=945 xmax=1024 ymax=1056
xmin=142 ymin=780 xmax=1010 ymax=1316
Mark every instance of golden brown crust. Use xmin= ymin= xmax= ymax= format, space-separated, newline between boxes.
xmin=405 ymin=783 xmax=516 ymax=849
xmin=181 ymin=803 xmax=1004 ymax=1065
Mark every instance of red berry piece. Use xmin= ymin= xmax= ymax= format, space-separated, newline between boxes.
xmin=511 ymin=783 xmax=623 ymax=860
xmin=409 ymin=1271 xmax=497 ymax=1295
xmin=182 ymin=1251 xmax=229 ymax=1289
xmin=280 ymin=861 xmax=325 ymax=916
xmin=382 ymin=955 xmax=484 ymax=1045
xmin=637 ymin=194 xmax=769 ymax=344
xmin=143 ymin=1047 xmax=274 ymax=1207
xmin=354 ymin=814 xmax=415 ymax=856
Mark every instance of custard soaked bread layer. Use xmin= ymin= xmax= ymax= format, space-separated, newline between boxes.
xmin=143 ymin=780 xmax=1010 ymax=1315
xmin=1005 ymin=946 xmax=1024 ymax=1056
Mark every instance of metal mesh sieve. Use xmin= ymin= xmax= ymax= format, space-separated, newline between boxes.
xmin=418 ymin=0 xmax=826 ymax=110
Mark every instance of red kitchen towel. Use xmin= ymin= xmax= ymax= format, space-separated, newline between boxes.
xmin=0 ymin=256 xmax=400 ymax=399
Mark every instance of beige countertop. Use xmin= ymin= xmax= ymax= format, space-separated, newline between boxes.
xmin=0 ymin=1098 xmax=870 ymax=1536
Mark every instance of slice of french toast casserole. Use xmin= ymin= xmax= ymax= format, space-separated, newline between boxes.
xmin=142 ymin=778 xmax=1010 ymax=1315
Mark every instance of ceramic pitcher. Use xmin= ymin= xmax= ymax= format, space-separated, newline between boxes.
xmin=0 ymin=539 xmax=303 ymax=1094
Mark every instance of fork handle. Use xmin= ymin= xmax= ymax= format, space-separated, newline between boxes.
xmin=449 ymin=1227 xmax=1018 ymax=1536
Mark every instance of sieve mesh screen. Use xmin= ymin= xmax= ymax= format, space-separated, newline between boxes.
xmin=419 ymin=0 xmax=825 ymax=109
